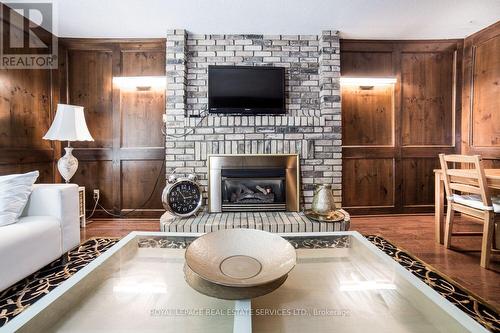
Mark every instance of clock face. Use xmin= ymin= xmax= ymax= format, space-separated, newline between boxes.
xmin=168 ymin=180 xmax=201 ymax=216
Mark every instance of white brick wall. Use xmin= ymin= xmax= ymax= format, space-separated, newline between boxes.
xmin=165 ymin=30 xmax=342 ymax=209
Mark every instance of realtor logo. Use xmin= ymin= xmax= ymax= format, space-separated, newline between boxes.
xmin=0 ymin=2 xmax=57 ymax=69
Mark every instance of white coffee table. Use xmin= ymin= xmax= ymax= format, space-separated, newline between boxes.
xmin=2 ymin=231 xmax=488 ymax=333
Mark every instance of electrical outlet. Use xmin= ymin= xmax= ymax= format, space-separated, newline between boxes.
xmin=93 ymin=189 xmax=100 ymax=201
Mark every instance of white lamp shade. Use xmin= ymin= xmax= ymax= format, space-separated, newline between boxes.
xmin=43 ymin=104 xmax=94 ymax=141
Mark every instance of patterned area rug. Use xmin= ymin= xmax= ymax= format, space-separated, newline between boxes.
xmin=0 ymin=238 xmax=119 ymax=327
xmin=0 ymin=235 xmax=498 ymax=332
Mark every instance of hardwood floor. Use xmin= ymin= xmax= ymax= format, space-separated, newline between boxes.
xmin=82 ymin=214 xmax=500 ymax=309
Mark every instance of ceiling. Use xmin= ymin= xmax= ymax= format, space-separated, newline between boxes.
xmin=7 ymin=0 xmax=500 ymax=39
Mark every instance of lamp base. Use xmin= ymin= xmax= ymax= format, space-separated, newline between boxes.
xmin=58 ymin=147 xmax=78 ymax=183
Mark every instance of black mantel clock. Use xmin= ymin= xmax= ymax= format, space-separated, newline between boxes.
xmin=162 ymin=174 xmax=203 ymax=217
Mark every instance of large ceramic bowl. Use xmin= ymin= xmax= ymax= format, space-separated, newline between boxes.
xmin=185 ymin=229 xmax=296 ymax=287
xmin=184 ymin=264 xmax=288 ymax=300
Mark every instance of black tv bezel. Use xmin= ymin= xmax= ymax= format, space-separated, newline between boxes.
xmin=208 ymin=65 xmax=286 ymax=115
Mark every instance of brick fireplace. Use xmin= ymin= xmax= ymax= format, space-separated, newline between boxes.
xmin=164 ymin=29 xmax=342 ymax=209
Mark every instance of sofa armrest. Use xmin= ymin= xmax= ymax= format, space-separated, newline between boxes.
xmin=22 ymin=184 xmax=80 ymax=252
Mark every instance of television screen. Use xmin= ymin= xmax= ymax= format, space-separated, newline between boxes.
xmin=208 ymin=65 xmax=285 ymax=115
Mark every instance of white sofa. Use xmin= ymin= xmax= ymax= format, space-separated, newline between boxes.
xmin=0 ymin=184 xmax=80 ymax=292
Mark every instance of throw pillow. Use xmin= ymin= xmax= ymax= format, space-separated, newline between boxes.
xmin=0 ymin=171 xmax=39 ymax=227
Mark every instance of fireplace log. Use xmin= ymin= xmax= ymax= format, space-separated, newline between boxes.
xmin=256 ymin=185 xmax=267 ymax=195
xmin=231 ymin=184 xmax=275 ymax=204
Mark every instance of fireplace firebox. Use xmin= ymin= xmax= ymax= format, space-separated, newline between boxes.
xmin=208 ymin=154 xmax=299 ymax=213
xmin=222 ymin=168 xmax=286 ymax=211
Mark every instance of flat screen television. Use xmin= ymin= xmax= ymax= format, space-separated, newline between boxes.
xmin=208 ymin=65 xmax=285 ymax=115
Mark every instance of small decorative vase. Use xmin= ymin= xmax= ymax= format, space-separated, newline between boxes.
xmin=311 ymin=184 xmax=336 ymax=216
xmin=58 ymin=147 xmax=78 ymax=183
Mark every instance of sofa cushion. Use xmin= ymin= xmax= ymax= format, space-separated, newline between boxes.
xmin=452 ymin=194 xmax=500 ymax=213
xmin=0 ymin=171 xmax=39 ymax=227
xmin=22 ymin=184 xmax=80 ymax=253
xmin=0 ymin=215 xmax=62 ymax=292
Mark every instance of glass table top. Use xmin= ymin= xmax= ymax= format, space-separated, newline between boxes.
xmin=3 ymin=231 xmax=487 ymax=333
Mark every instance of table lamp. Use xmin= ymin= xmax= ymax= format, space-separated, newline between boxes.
xmin=43 ymin=104 xmax=94 ymax=183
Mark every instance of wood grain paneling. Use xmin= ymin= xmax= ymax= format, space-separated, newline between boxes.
xmin=121 ymin=91 xmax=164 ymax=148
xmin=341 ymin=51 xmax=393 ymax=77
xmin=471 ymin=35 xmax=500 ymax=147
xmin=402 ymin=158 xmax=440 ymax=207
xmin=0 ymin=69 xmax=52 ymax=149
xmin=0 ymin=4 xmax=58 ymax=182
xmin=343 ymin=158 xmax=394 ymax=208
xmin=121 ymin=50 xmax=165 ymax=148
xmin=401 ymin=52 xmax=454 ymax=146
xmin=121 ymin=50 xmax=165 ymax=76
xmin=0 ymin=162 xmax=53 ymax=183
xmin=341 ymin=40 xmax=462 ymax=214
xmin=118 ymin=46 xmax=165 ymax=217
xmin=342 ymin=85 xmax=393 ymax=146
xmin=68 ymin=50 xmax=113 ymax=149
xmin=462 ymin=21 xmax=500 ymax=165
xmin=60 ymin=39 xmax=166 ymax=218
xmin=63 ymin=46 xmax=115 ymax=214
xmin=121 ymin=160 xmax=165 ymax=212
xmin=71 ymin=161 xmax=114 ymax=209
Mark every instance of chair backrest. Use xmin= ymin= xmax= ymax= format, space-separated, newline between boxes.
xmin=438 ymin=154 xmax=492 ymax=207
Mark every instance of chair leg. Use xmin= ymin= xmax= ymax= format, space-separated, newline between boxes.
xmin=444 ymin=203 xmax=454 ymax=249
xmin=480 ymin=212 xmax=495 ymax=269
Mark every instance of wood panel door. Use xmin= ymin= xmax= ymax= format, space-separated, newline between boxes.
xmin=341 ymin=40 xmax=462 ymax=214
xmin=462 ymin=21 xmax=500 ymax=167
xmin=60 ymin=39 xmax=166 ymax=218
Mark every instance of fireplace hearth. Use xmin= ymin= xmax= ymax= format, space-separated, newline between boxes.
xmin=208 ymin=154 xmax=299 ymax=213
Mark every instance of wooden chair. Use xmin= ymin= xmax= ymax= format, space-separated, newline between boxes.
xmin=438 ymin=154 xmax=499 ymax=269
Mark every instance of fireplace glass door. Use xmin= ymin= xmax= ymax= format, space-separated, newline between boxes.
xmin=221 ymin=168 xmax=286 ymax=212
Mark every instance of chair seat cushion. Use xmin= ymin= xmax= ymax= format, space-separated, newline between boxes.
xmin=452 ymin=194 xmax=500 ymax=213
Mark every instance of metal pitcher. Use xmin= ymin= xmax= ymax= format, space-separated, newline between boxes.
xmin=311 ymin=184 xmax=336 ymax=215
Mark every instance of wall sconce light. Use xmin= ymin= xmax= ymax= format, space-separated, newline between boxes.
xmin=340 ymin=77 xmax=397 ymax=89
xmin=112 ymin=76 xmax=166 ymax=91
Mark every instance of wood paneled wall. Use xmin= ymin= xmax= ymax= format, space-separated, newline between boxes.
xmin=341 ymin=40 xmax=463 ymax=214
xmin=462 ymin=21 xmax=500 ymax=168
xmin=59 ymin=39 xmax=166 ymax=217
xmin=0 ymin=13 xmax=167 ymax=218
xmin=0 ymin=4 xmax=60 ymax=182
xmin=2 ymin=4 xmax=496 ymax=219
